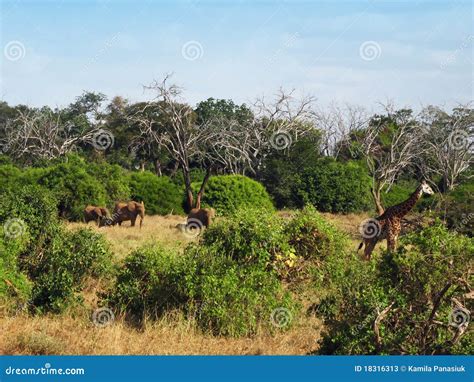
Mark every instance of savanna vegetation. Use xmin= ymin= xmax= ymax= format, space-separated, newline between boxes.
xmin=0 ymin=78 xmax=472 ymax=355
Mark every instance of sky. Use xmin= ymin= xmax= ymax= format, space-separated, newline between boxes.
xmin=1 ymin=0 xmax=473 ymax=110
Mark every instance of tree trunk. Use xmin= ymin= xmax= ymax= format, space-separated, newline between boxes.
xmin=371 ymin=185 xmax=385 ymax=215
xmin=140 ymin=161 xmax=145 ymax=172
xmin=182 ymin=166 xmax=194 ymax=213
xmin=195 ymin=168 xmax=212 ymax=210
xmin=154 ymin=159 xmax=162 ymax=177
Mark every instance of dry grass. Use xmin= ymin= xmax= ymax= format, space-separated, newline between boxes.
xmin=0 ymin=312 xmax=321 ymax=355
xmin=1 ymin=211 xmax=372 ymax=355
xmin=65 ymin=214 xmax=193 ymax=259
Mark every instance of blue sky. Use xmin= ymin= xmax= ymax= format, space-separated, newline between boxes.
xmin=1 ymin=0 xmax=472 ymax=109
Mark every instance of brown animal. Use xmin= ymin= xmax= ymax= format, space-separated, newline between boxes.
xmin=110 ymin=201 xmax=145 ymax=228
xmin=358 ymin=181 xmax=434 ymax=260
xmin=187 ymin=208 xmax=216 ymax=228
xmin=83 ymin=205 xmax=110 ymax=226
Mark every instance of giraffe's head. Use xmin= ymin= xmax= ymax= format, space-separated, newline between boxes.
xmin=420 ymin=180 xmax=434 ymax=195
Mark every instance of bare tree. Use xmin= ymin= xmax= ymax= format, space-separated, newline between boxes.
xmin=0 ymin=108 xmax=102 ymax=162
xmin=313 ymin=102 xmax=370 ymax=158
xmin=131 ymin=76 xmax=316 ymax=211
xmin=358 ymin=104 xmax=425 ymax=214
xmin=419 ymin=104 xmax=473 ymax=192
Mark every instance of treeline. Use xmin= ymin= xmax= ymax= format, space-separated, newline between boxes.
xmin=0 ymin=77 xmax=472 ymax=231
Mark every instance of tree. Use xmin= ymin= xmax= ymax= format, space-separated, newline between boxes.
xmin=419 ymin=105 xmax=473 ymax=192
xmin=358 ymin=105 xmax=424 ymax=214
xmin=131 ymin=75 xmax=316 ymax=211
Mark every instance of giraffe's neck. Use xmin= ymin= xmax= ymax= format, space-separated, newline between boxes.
xmin=395 ymin=185 xmax=422 ymax=218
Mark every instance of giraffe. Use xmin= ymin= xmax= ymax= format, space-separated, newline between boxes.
xmin=358 ymin=180 xmax=434 ymax=260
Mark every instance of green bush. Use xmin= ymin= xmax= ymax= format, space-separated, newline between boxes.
xmin=28 ymin=227 xmax=113 ymax=313
xmin=34 ymin=159 xmax=108 ymax=220
xmin=285 ymin=206 xmax=347 ymax=262
xmin=191 ymin=175 xmax=274 ymax=215
xmin=317 ymin=222 xmax=473 ymax=354
xmin=295 ymin=159 xmax=372 ymax=213
xmin=87 ymin=161 xmax=131 ymax=204
xmin=0 ymin=228 xmax=32 ymax=310
xmin=108 ymin=245 xmax=188 ymax=320
xmin=129 ymin=172 xmax=184 ymax=215
xmin=108 ymin=208 xmax=297 ymax=336
xmin=0 ymin=185 xmax=58 ymax=245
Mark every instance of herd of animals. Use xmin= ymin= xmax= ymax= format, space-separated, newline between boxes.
xmin=83 ymin=201 xmax=215 ymax=230
xmin=83 ymin=180 xmax=435 ymax=261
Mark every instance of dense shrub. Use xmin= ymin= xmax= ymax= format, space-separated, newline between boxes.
xmin=108 ymin=246 xmax=189 ymax=319
xmin=0 ymin=228 xmax=32 ymax=310
xmin=317 ymin=222 xmax=473 ymax=354
xmin=129 ymin=172 xmax=184 ymax=215
xmin=0 ymin=185 xmax=58 ymax=245
xmin=285 ymin=206 xmax=347 ymax=262
xmin=192 ymin=175 xmax=274 ymax=215
xmin=34 ymin=160 xmax=108 ymax=220
xmin=109 ymin=208 xmax=297 ymax=336
xmin=257 ymin=132 xmax=323 ymax=209
xmin=27 ymin=228 xmax=113 ymax=313
xmin=445 ymin=182 xmax=474 ymax=236
xmin=295 ymin=159 xmax=372 ymax=213
xmin=87 ymin=161 xmax=131 ymax=204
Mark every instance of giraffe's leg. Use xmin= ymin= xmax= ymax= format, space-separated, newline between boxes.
xmin=387 ymin=234 xmax=396 ymax=252
xmin=363 ymin=239 xmax=377 ymax=260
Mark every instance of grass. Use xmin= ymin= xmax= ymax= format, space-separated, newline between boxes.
xmin=1 ymin=211 xmax=375 ymax=355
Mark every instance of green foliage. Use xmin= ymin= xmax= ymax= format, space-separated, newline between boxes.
xmin=445 ymin=182 xmax=474 ymax=236
xmin=109 ymin=208 xmax=297 ymax=336
xmin=192 ymin=175 xmax=274 ymax=215
xmin=34 ymin=158 xmax=108 ymax=220
xmin=285 ymin=206 xmax=347 ymax=261
xmin=27 ymin=227 xmax=113 ymax=313
xmin=296 ymin=158 xmax=372 ymax=213
xmin=317 ymin=222 xmax=473 ymax=354
xmin=0 ymin=185 xmax=58 ymax=245
xmin=258 ymin=132 xmax=322 ymax=209
xmin=108 ymin=246 xmax=189 ymax=319
xmin=0 ymin=227 xmax=32 ymax=309
xmin=129 ymin=171 xmax=184 ymax=215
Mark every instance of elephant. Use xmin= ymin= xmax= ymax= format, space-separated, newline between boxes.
xmin=187 ymin=208 xmax=216 ymax=228
xmin=110 ymin=201 xmax=145 ymax=228
xmin=83 ymin=205 xmax=110 ymax=226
